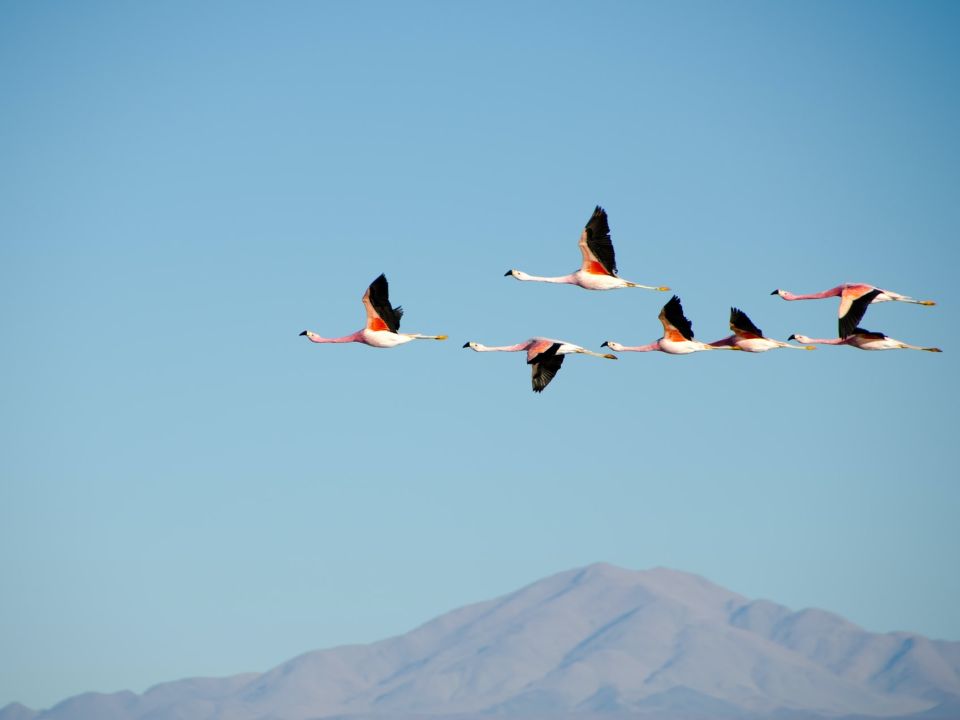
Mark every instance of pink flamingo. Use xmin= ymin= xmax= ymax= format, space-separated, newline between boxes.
xmin=788 ymin=331 xmax=942 ymax=352
xmin=462 ymin=338 xmax=618 ymax=392
xmin=602 ymin=296 xmax=739 ymax=355
xmin=788 ymin=289 xmax=941 ymax=351
xmin=771 ymin=283 xmax=935 ymax=338
xmin=505 ymin=206 xmax=669 ymax=291
xmin=709 ymin=308 xmax=815 ymax=352
xmin=300 ymin=274 xmax=447 ymax=348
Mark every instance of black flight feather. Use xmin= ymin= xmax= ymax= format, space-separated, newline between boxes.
xmin=529 ymin=342 xmax=564 ymax=393
xmin=662 ymin=295 xmax=694 ymax=340
xmin=730 ymin=307 xmax=763 ymax=337
xmin=852 ymin=327 xmax=887 ymax=340
xmin=584 ymin=206 xmax=617 ymax=276
xmin=839 ymin=288 xmax=882 ymax=338
xmin=368 ymin=273 xmax=404 ymax=333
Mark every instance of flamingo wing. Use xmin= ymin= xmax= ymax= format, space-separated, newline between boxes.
xmin=659 ymin=295 xmax=694 ymax=342
xmin=362 ymin=274 xmax=404 ymax=333
xmin=730 ymin=307 xmax=764 ymax=339
xmin=852 ymin=328 xmax=887 ymax=340
xmin=578 ymin=206 xmax=617 ymax=276
xmin=528 ymin=342 xmax=564 ymax=393
xmin=837 ymin=284 xmax=876 ymax=324
xmin=839 ymin=288 xmax=882 ymax=338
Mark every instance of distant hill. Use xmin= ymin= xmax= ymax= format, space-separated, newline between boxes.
xmin=4 ymin=563 xmax=959 ymax=720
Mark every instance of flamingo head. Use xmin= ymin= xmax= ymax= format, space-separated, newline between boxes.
xmin=463 ymin=341 xmax=478 ymax=349
xmin=771 ymin=289 xmax=784 ymax=298
xmin=788 ymin=333 xmax=812 ymax=343
xmin=504 ymin=269 xmax=531 ymax=280
xmin=601 ymin=341 xmax=625 ymax=352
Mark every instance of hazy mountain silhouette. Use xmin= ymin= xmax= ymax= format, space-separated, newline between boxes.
xmin=4 ymin=563 xmax=959 ymax=720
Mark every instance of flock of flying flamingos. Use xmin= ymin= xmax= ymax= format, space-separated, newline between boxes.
xmin=300 ymin=206 xmax=941 ymax=392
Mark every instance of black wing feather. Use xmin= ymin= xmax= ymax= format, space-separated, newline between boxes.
xmin=584 ymin=206 xmax=617 ymax=276
xmin=663 ymin=295 xmax=694 ymax=340
xmin=528 ymin=343 xmax=564 ymax=393
xmin=839 ymin=288 xmax=882 ymax=338
xmin=852 ymin=327 xmax=887 ymax=340
xmin=730 ymin=307 xmax=764 ymax=337
xmin=368 ymin=273 xmax=404 ymax=333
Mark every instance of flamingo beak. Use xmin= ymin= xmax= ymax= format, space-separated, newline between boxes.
xmin=504 ymin=270 xmax=512 ymax=276
xmin=299 ymin=331 xmax=308 ymax=336
xmin=770 ymin=290 xmax=779 ymax=295
xmin=462 ymin=342 xmax=470 ymax=348
xmin=787 ymin=334 xmax=797 ymax=341
xmin=600 ymin=341 xmax=609 ymax=348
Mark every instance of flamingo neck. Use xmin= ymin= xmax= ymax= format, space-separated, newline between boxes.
xmin=305 ymin=331 xmax=363 ymax=344
xmin=780 ymin=286 xmax=843 ymax=301
xmin=472 ymin=343 xmax=529 ymax=352
xmin=623 ymin=341 xmax=661 ymax=352
xmin=516 ymin=272 xmax=577 ymax=285
xmin=802 ymin=337 xmax=846 ymax=345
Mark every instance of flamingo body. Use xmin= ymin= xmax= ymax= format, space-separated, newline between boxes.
xmin=789 ymin=331 xmax=941 ymax=352
xmin=505 ymin=206 xmax=669 ymax=291
xmin=708 ymin=308 xmax=815 ymax=352
xmin=603 ymin=295 xmax=738 ymax=355
xmin=300 ymin=274 xmax=446 ymax=348
xmin=771 ymin=283 xmax=935 ymax=336
xmin=463 ymin=337 xmax=617 ymax=392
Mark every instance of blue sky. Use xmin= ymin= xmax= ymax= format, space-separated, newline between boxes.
xmin=2 ymin=0 xmax=958 ymax=711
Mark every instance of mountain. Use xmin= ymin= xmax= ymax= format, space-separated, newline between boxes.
xmin=4 ymin=563 xmax=959 ymax=720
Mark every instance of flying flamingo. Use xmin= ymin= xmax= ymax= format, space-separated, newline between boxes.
xmin=504 ymin=206 xmax=669 ymax=291
xmin=708 ymin=308 xmax=815 ymax=352
xmin=462 ymin=338 xmax=618 ymax=392
xmin=770 ymin=283 xmax=935 ymax=338
xmin=788 ymin=331 xmax=942 ymax=352
xmin=300 ymin=274 xmax=447 ymax=348
xmin=602 ymin=295 xmax=740 ymax=355
xmin=788 ymin=289 xmax=941 ymax=352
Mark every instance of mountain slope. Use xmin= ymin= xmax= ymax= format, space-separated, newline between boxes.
xmin=4 ymin=563 xmax=959 ymax=720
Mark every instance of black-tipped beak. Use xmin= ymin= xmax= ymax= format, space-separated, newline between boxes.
xmin=787 ymin=334 xmax=796 ymax=341
xmin=462 ymin=342 xmax=470 ymax=348
xmin=770 ymin=289 xmax=779 ymax=295
xmin=504 ymin=270 xmax=512 ymax=276
xmin=299 ymin=330 xmax=308 ymax=336
xmin=600 ymin=341 xmax=609 ymax=348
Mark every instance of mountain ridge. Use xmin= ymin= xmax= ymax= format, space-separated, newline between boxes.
xmin=4 ymin=563 xmax=959 ymax=720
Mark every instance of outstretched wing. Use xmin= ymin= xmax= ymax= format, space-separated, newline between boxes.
xmin=578 ymin=206 xmax=617 ymax=276
xmin=730 ymin=307 xmax=764 ymax=339
xmin=362 ymin=274 xmax=404 ymax=333
xmin=659 ymin=295 xmax=694 ymax=341
xmin=528 ymin=342 xmax=564 ymax=393
xmin=839 ymin=288 xmax=881 ymax=338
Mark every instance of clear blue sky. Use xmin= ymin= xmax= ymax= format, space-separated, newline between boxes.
xmin=2 ymin=0 xmax=958 ymax=711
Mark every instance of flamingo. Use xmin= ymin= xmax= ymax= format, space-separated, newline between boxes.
xmin=788 ymin=331 xmax=942 ymax=352
xmin=708 ymin=308 xmax=816 ymax=352
xmin=462 ymin=338 xmax=618 ymax=392
xmin=300 ymin=274 xmax=447 ymax=348
xmin=505 ymin=206 xmax=669 ymax=291
xmin=601 ymin=295 xmax=740 ymax=354
xmin=788 ymin=289 xmax=941 ymax=352
xmin=770 ymin=283 xmax=935 ymax=338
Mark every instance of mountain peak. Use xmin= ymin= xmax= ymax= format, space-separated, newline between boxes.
xmin=7 ymin=564 xmax=959 ymax=720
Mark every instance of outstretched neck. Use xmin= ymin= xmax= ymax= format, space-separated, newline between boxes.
xmin=471 ymin=343 xmax=528 ymax=352
xmin=513 ymin=271 xmax=577 ymax=285
xmin=302 ymin=330 xmax=362 ymax=343
xmin=799 ymin=336 xmax=845 ymax=345
xmin=614 ymin=341 xmax=660 ymax=352
xmin=779 ymin=286 xmax=843 ymax=301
